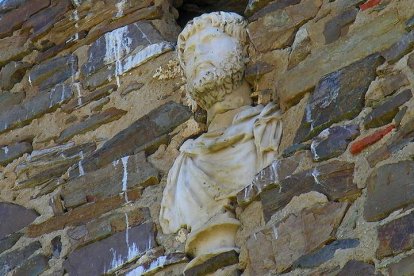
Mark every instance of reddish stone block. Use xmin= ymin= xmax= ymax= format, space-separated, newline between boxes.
xmin=349 ymin=124 xmax=395 ymax=155
xmin=360 ymin=0 xmax=381 ymax=11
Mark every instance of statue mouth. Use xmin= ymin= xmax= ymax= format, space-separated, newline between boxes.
xmin=195 ymin=61 xmax=215 ymax=73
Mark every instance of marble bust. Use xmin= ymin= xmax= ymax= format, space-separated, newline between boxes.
xmin=159 ymin=12 xmax=283 ymax=269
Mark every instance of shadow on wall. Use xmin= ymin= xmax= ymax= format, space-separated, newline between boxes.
xmin=174 ymin=0 xmax=249 ymax=27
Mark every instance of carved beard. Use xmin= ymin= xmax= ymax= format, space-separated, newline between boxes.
xmin=186 ymin=49 xmax=245 ymax=110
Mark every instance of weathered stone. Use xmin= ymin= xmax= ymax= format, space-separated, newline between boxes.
xmin=377 ymin=211 xmax=414 ymax=258
xmin=16 ymin=142 xmax=96 ymax=188
xmin=27 ymin=189 xmax=141 ymax=237
xmin=277 ymin=11 xmax=403 ymax=108
xmin=124 ymin=253 xmax=188 ymax=275
xmin=407 ymin=16 xmax=414 ymax=31
xmin=62 ymin=84 xmax=117 ymax=113
xmin=81 ymin=101 xmax=191 ymax=173
xmin=294 ymin=239 xmax=360 ymax=268
xmin=282 ymin=143 xmax=310 ymax=158
xmin=0 ymin=0 xmax=27 ymax=14
xmin=388 ymin=254 xmax=414 ymax=276
xmin=22 ymin=0 xmax=71 ymax=40
xmin=379 ymin=72 xmax=410 ymax=98
xmin=408 ymin=51 xmax=414 ymax=69
xmin=0 ymin=91 xmax=25 ymax=111
xmin=0 ymin=232 xmax=22 ymax=254
xmin=0 ymin=202 xmax=38 ymax=239
xmin=62 ymin=151 xmax=158 ymax=209
xmin=310 ymin=125 xmax=359 ymax=161
xmin=324 ymin=8 xmax=358 ymax=44
xmin=367 ymin=118 xmax=414 ymax=166
xmin=184 ymin=250 xmax=239 ymax=276
xmin=248 ymin=0 xmax=301 ymax=22
xmin=245 ymin=0 xmax=274 ymax=17
xmin=57 ymin=108 xmax=127 ymax=143
xmin=350 ymin=124 xmax=395 ymax=155
xmin=288 ymin=26 xmax=311 ymax=69
xmin=0 ymin=141 xmax=32 ymax=166
xmin=364 ymin=161 xmax=414 ymax=222
xmin=81 ymin=21 xmax=165 ymax=77
xmin=11 ymin=254 xmax=49 ymax=276
xmin=0 ymin=83 xmax=74 ymax=134
xmin=359 ymin=0 xmax=381 ymax=11
xmin=0 ymin=0 xmax=49 ymax=38
xmin=364 ymin=89 xmax=412 ymax=129
xmin=0 ymin=33 xmax=31 ymax=66
xmin=0 ymin=61 xmax=30 ymax=90
xmin=250 ymin=201 xmax=348 ymax=273
xmin=245 ymin=61 xmax=274 ymax=84
xmin=237 ymin=156 xmax=301 ymax=206
xmin=261 ymin=160 xmax=358 ymax=221
xmin=294 ymin=54 xmax=383 ymax=143
xmin=28 ymin=54 xmax=77 ymax=92
xmin=382 ymin=31 xmax=414 ymax=64
xmin=337 ymin=260 xmax=379 ymax=276
xmin=248 ymin=0 xmax=321 ymax=52
xmin=0 ymin=241 xmax=42 ymax=275
xmin=64 ymin=222 xmax=156 ymax=275
xmin=395 ymin=106 xmax=407 ymax=127
xmin=68 ymin=208 xmax=151 ymax=248
xmin=51 ymin=236 xmax=62 ymax=258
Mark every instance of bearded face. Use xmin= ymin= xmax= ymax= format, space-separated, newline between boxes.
xmin=182 ymin=26 xmax=246 ymax=110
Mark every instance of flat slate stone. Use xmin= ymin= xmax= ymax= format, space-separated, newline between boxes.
xmin=294 ymin=54 xmax=383 ymax=143
xmin=0 ymin=91 xmax=25 ymax=112
xmin=57 ymin=107 xmax=127 ymax=143
xmin=364 ymin=89 xmax=412 ymax=129
xmin=261 ymin=160 xmax=358 ymax=221
xmin=10 ymin=254 xmax=49 ymax=276
xmin=0 ymin=0 xmax=27 ymax=14
xmin=294 ymin=239 xmax=360 ymax=268
xmin=0 ymin=141 xmax=32 ymax=166
xmin=388 ymin=254 xmax=414 ymax=276
xmin=367 ymin=117 xmax=414 ymax=167
xmin=377 ymin=212 xmax=414 ymax=258
xmin=364 ymin=161 xmax=414 ymax=222
xmin=184 ymin=250 xmax=239 ymax=276
xmin=337 ymin=260 xmax=380 ymax=276
xmin=27 ymin=189 xmax=141 ymax=237
xmin=62 ymin=151 xmax=158 ymax=209
xmin=248 ymin=0 xmax=301 ymax=22
xmin=29 ymin=54 xmax=77 ymax=92
xmin=81 ymin=21 xmax=164 ymax=78
xmin=0 ymin=33 xmax=31 ymax=66
xmin=0 ymin=241 xmax=41 ymax=275
xmin=63 ymin=222 xmax=156 ymax=275
xmin=0 ymin=202 xmax=38 ymax=239
xmin=81 ymin=101 xmax=191 ymax=173
xmin=324 ymin=8 xmax=358 ymax=44
xmin=0 ymin=232 xmax=22 ymax=254
xmin=0 ymin=61 xmax=30 ymax=90
xmin=124 ymin=252 xmax=188 ymax=275
xmin=310 ymin=125 xmax=359 ymax=161
xmin=0 ymin=83 xmax=73 ymax=134
xmin=382 ymin=30 xmax=414 ymax=64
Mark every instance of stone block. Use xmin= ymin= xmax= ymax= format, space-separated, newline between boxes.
xmin=0 ymin=61 xmax=30 ymax=90
xmin=0 ymin=83 xmax=74 ymax=134
xmin=294 ymin=54 xmax=383 ymax=143
xmin=364 ymin=89 xmax=412 ymax=129
xmin=293 ymin=239 xmax=360 ymax=268
xmin=0 ymin=202 xmax=38 ymax=239
xmin=364 ymin=161 xmax=414 ymax=222
xmin=63 ymin=222 xmax=156 ymax=275
xmin=123 ymin=253 xmax=188 ymax=275
xmin=62 ymin=151 xmax=158 ymax=209
xmin=0 ymin=91 xmax=25 ymax=112
xmin=0 ymin=0 xmax=49 ymax=38
xmin=310 ymin=125 xmax=359 ymax=161
xmin=337 ymin=260 xmax=380 ymax=276
xmin=57 ymin=107 xmax=127 ymax=143
xmin=0 ymin=141 xmax=32 ymax=166
xmin=10 ymin=254 xmax=49 ymax=276
xmin=248 ymin=0 xmax=321 ymax=52
xmin=0 ymin=232 xmax=22 ymax=254
xmin=0 ymin=33 xmax=31 ymax=66
xmin=27 ymin=189 xmax=141 ymax=237
xmin=0 ymin=241 xmax=42 ymax=275
xmin=81 ymin=101 xmax=191 ymax=173
xmin=28 ymin=54 xmax=77 ymax=92
xmin=350 ymin=124 xmax=395 ymax=155
xmin=261 ymin=160 xmax=358 ymax=221
xmin=324 ymin=8 xmax=358 ymax=44
xmin=184 ymin=250 xmax=239 ymax=276
xmin=277 ymin=11 xmax=403 ymax=108
xmin=388 ymin=254 xmax=414 ymax=276
xmin=377 ymin=212 xmax=414 ymax=258
xmin=367 ymin=117 xmax=414 ymax=166
xmin=382 ymin=31 xmax=414 ymax=64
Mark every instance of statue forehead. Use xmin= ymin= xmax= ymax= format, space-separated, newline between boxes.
xmin=184 ymin=26 xmax=230 ymax=48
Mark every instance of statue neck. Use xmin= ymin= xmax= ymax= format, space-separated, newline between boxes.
xmin=207 ymin=80 xmax=252 ymax=125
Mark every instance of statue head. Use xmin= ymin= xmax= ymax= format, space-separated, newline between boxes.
xmin=177 ymin=12 xmax=248 ymax=110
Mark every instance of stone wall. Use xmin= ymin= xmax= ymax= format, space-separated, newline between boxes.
xmin=0 ymin=0 xmax=413 ymax=275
